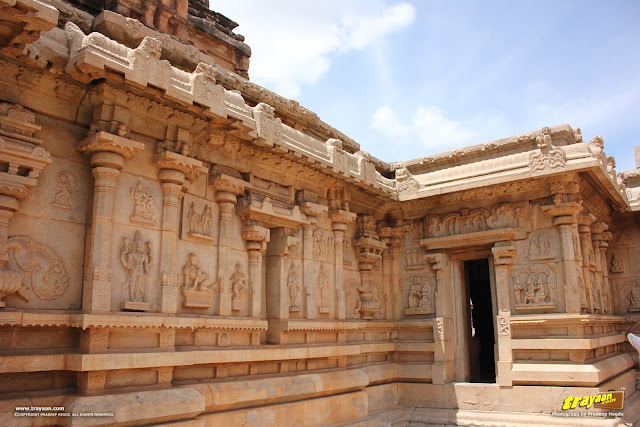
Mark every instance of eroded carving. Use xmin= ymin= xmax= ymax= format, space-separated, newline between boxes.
xmin=313 ymin=229 xmax=334 ymax=260
xmin=51 ymin=171 xmax=75 ymax=210
xmin=230 ymin=263 xmax=247 ymax=312
xmin=529 ymin=127 xmax=567 ymax=175
xmin=610 ymin=252 xmax=624 ymax=273
xmin=354 ymin=281 xmax=381 ymax=320
xmin=404 ymin=246 xmax=425 ymax=268
xmin=425 ymin=202 xmax=524 ymax=238
xmin=529 ymin=229 xmax=560 ymax=260
xmin=404 ymin=275 xmax=433 ymax=315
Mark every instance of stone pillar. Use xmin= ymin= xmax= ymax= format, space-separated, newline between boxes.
xmin=302 ymin=224 xmax=317 ymax=319
xmin=492 ymin=244 xmax=517 ymax=387
xmin=378 ymin=225 xmax=405 ymax=320
xmin=542 ymin=202 xmax=583 ymax=313
xmin=331 ymin=209 xmax=355 ymax=320
xmin=154 ymin=150 xmax=207 ymax=314
xmin=242 ymin=221 xmax=269 ymax=318
xmin=578 ymin=213 xmax=598 ymax=313
xmin=77 ymin=131 xmax=144 ymax=312
xmin=428 ymin=253 xmax=454 ymax=384
xmin=265 ymin=228 xmax=300 ymax=322
xmin=592 ymin=225 xmax=613 ymax=314
xmin=210 ymin=170 xmax=245 ymax=316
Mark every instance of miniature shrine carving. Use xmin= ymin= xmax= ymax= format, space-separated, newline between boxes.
xmin=120 ymin=231 xmax=152 ymax=311
xmin=511 ymin=264 xmax=556 ymax=312
xmin=529 ymin=126 xmax=567 ymax=175
xmin=51 ymin=171 xmax=75 ymax=210
xmin=182 ymin=253 xmax=215 ymax=309
xmin=230 ymin=263 xmax=247 ymax=312
xmin=130 ymin=181 xmax=159 ymax=225
xmin=354 ymin=281 xmax=381 ymax=319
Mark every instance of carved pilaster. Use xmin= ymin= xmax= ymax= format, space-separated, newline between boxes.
xmin=242 ymin=221 xmax=269 ymax=318
xmin=331 ymin=208 xmax=355 ymax=320
xmin=541 ymin=202 xmax=583 ymax=314
xmin=592 ymin=224 xmax=612 ymax=314
xmin=265 ymin=228 xmax=300 ymax=322
xmin=427 ymin=252 xmax=453 ymax=384
xmin=578 ymin=213 xmax=600 ymax=313
xmin=299 ymin=195 xmax=327 ymax=319
xmin=209 ymin=167 xmax=245 ymax=316
xmin=77 ymin=131 xmax=144 ymax=312
xmin=492 ymin=243 xmax=516 ymax=387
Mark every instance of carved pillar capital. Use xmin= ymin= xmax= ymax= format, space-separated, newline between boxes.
xmin=491 ymin=244 xmax=517 ymax=266
xmin=426 ymin=253 xmax=447 ymax=271
xmin=541 ymin=202 xmax=583 ymax=225
xmin=154 ymin=150 xmax=207 ymax=186
xmin=241 ymin=221 xmax=270 ymax=252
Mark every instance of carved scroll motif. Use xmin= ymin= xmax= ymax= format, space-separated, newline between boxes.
xmin=425 ymin=202 xmax=524 ymax=239
xmin=511 ymin=264 xmax=557 ymax=312
xmin=7 ymin=236 xmax=69 ymax=301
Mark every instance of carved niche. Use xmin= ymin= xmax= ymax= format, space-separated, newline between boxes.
xmin=181 ymin=195 xmax=215 ymax=244
xmin=130 ymin=181 xmax=159 ymax=226
xmin=424 ymin=202 xmax=525 ymax=239
xmin=120 ymin=231 xmax=153 ymax=311
xmin=528 ymin=127 xmax=567 ymax=176
xmin=181 ymin=253 xmax=216 ymax=309
xmin=51 ymin=171 xmax=76 ymax=210
xmin=1 ymin=236 xmax=69 ymax=305
xmin=510 ymin=264 xmax=557 ymax=312
xmin=404 ymin=274 xmax=434 ymax=316
xmin=529 ymin=229 xmax=561 ymax=260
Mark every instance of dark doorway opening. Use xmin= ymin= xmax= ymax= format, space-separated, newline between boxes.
xmin=464 ymin=259 xmax=496 ymax=383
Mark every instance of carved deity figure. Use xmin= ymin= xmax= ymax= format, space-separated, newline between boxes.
xmin=628 ymin=288 xmax=640 ymax=312
xmin=408 ymin=282 xmax=421 ymax=309
xmin=187 ymin=202 xmax=200 ymax=234
xmin=51 ymin=171 xmax=75 ymax=209
xmin=513 ymin=277 xmax=524 ymax=305
xmin=120 ymin=231 xmax=152 ymax=303
xmin=611 ymin=253 xmax=624 ymax=273
xmin=287 ymin=262 xmax=300 ymax=312
xmin=317 ymin=265 xmax=330 ymax=311
xmin=230 ymin=263 xmax=247 ymax=311
xmin=130 ymin=181 xmax=158 ymax=223
xmin=182 ymin=253 xmax=210 ymax=292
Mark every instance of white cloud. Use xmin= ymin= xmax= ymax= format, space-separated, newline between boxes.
xmin=212 ymin=1 xmax=415 ymax=98
xmin=371 ymin=105 xmax=482 ymax=153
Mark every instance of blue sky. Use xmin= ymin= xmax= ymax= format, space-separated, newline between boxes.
xmin=213 ymin=1 xmax=640 ymax=171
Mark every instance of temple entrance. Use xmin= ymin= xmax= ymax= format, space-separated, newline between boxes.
xmin=464 ymin=259 xmax=496 ymax=383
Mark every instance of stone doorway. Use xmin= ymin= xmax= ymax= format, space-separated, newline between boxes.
xmin=464 ymin=259 xmax=496 ymax=383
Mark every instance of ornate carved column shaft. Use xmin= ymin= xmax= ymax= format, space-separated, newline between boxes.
xmin=210 ymin=169 xmax=245 ymax=316
xmin=578 ymin=214 xmax=599 ymax=313
xmin=427 ymin=253 xmax=453 ymax=384
xmin=302 ymin=224 xmax=316 ymax=319
xmin=492 ymin=243 xmax=517 ymax=387
xmin=154 ymin=151 xmax=207 ymax=314
xmin=331 ymin=209 xmax=355 ymax=320
xmin=541 ymin=202 xmax=583 ymax=314
xmin=77 ymin=131 xmax=144 ymax=312
xmin=242 ymin=221 xmax=269 ymax=318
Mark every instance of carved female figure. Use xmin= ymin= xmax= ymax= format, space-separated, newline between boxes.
xmin=230 ymin=263 xmax=247 ymax=311
xmin=120 ymin=231 xmax=152 ymax=302
xmin=201 ymin=205 xmax=213 ymax=236
xmin=52 ymin=171 xmax=75 ymax=209
xmin=317 ymin=265 xmax=330 ymax=310
xmin=187 ymin=201 xmax=200 ymax=233
xmin=513 ymin=277 xmax=524 ymax=304
xmin=408 ymin=282 xmax=421 ymax=309
xmin=287 ymin=262 xmax=300 ymax=311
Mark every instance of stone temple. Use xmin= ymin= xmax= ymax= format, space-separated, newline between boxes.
xmin=0 ymin=0 xmax=639 ymax=425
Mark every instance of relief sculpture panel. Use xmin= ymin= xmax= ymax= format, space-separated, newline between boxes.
xmin=424 ymin=202 xmax=526 ymax=239
xmin=511 ymin=263 xmax=557 ymax=312
xmin=181 ymin=195 xmax=216 ymax=244
xmin=529 ymin=229 xmax=561 ymax=260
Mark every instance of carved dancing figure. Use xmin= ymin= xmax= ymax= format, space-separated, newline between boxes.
xmin=182 ymin=253 xmax=209 ymax=291
xmin=120 ymin=231 xmax=152 ymax=302
xmin=230 ymin=263 xmax=247 ymax=311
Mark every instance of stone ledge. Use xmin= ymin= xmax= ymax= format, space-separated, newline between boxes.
xmin=511 ymin=333 xmax=626 ymax=350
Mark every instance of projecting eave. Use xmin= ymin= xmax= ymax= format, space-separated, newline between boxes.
xmin=395 ymin=126 xmax=629 ymax=213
